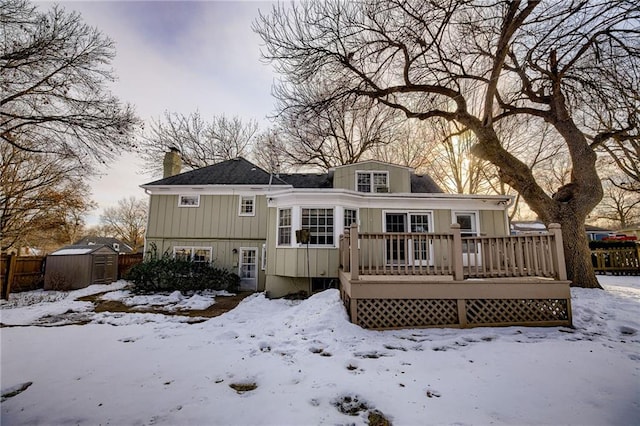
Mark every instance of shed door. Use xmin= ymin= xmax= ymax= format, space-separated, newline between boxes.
xmin=93 ymin=255 xmax=115 ymax=284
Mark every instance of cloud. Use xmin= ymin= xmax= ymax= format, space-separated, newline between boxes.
xmin=47 ymin=1 xmax=281 ymax=224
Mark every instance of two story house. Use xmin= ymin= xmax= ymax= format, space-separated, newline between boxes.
xmin=141 ymin=152 xmax=513 ymax=298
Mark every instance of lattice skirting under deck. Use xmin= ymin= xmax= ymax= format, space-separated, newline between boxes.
xmin=355 ymin=299 xmax=459 ymax=329
xmin=354 ymin=298 xmax=570 ymax=329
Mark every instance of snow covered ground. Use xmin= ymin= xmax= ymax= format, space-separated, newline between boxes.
xmin=1 ymin=276 xmax=639 ymax=425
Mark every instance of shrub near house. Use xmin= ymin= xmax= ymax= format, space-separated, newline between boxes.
xmin=126 ymin=247 xmax=239 ymax=294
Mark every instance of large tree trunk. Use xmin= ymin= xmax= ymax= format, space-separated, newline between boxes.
xmin=552 ymin=213 xmax=602 ymax=289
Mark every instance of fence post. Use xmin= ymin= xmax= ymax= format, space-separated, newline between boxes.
xmin=451 ymin=223 xmax=464 ymax=281
xmin=350 ymin=223 xmax=359 ymax=280
xmin=1 ymin=255 xmax=17 ymax=300
xmin=548 ymin=223 xmax=568 ymax=281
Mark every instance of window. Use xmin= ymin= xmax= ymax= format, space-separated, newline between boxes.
xmin=356 ymin=171 xmax=389 ymax=193
xmin=278 ymin=208 xmax=292 ymax=246
xmin=302 ymin=208 xmax=334 ymax=245
xmin=173 ymin=247 xmax=212 ymax=263
xmin=239 ymin=195 xmax=255 ymax=216
xmin=261 ymin=244 xmax=267 ymax=270
xmin=454 ymin=212 xmax=479 ymax=254
xmin=311 ymin=278 xmax=338 ymax=292
xmin=178 ymin=194 xmax=200 ymax=207
xmin=344 ymin=208 xmax=358 ymax=231
xmin=454 ymin=212 xmax=478 ymax=237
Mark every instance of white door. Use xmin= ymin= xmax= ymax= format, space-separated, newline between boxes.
xmin=238 ymin=248 xmax=258 ymax=291
xmin=409 ymin=213 xmax=434 ymax=266
xmin=454 ymin=212 xmax=482 ymax=267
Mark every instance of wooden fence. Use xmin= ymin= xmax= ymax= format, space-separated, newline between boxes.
xmin=117 ymin=253 xmax=144 ymax=278
xmin=1 ymin=253 xmax=144 ymax=299
xmin=591 ymin=246 xmax=640 ymax=275
xmin=1 ymin=255 xmax=45 ymax=299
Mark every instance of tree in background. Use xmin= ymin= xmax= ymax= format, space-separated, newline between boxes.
xmin=139 ymin=112 xmax=258 ymax=175
xmin=590 ymin=178 xmax=640 ymax=229
xmin=99 ymin=197 xmax=148 ymax=253
xmin=0 ymin=0 xmax=138 ymax=167
xmin=0 ymin=143 xmax=94 ymax=253
xmin=255 ymin=0 xmax=640 ymax=289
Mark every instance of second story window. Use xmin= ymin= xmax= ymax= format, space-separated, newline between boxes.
xmin=356 ymin=171 xmax=389 ymax=193
xmin=178 ymin=194 xmax=200 ymax=207
xmin=239 ymin=195 xmax=255 ymax=216
xmin=278 ymin=208 xmax=292 ymax=246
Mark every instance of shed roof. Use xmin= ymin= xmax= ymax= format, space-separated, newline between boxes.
xmin=50 ymin=244 xmax=117 ymax=256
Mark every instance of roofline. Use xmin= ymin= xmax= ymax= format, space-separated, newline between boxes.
xmin=266 ymin=187 xmax=512 ymax=201
xmin=329 ymin=160 xmax=414 ymax=172
xmin=140 ymin=183 xmax=292 ymax=193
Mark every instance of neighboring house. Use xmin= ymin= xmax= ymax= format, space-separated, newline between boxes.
xmin=142 ymin=154 xmax=513 ymax=296
xmin=74 ymin=237 xmax=134 ymax=254
xmin=511 ymin=221 xmax=613 ymax=241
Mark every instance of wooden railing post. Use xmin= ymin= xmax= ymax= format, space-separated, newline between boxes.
xmin=548 ymin=223 xmax=568 ymax=281
xmin=451 ymin=223 xmax=464 ymax=281
xmin=350 ymin=223 xmax=359 ymax=280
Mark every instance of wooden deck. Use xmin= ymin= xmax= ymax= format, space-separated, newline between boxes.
xmin=339 ymin=224 xmax=572 ymax=329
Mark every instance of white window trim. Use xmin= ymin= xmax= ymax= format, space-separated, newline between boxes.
xmin=356 ymin=170 xmax=389 ymax=193
xmin=238 ymin=195 xmax=256 ymax=217
xmin=452 ymin=211 xmax=480 ymax=236
xmin=382 ymin=210 xmax=434 ymax=233
xmin=172 ymin=246 xmax=212 ymax=263
xmin=300 ymin=206 xmax=336 ymax=247
xmin=277 ymin=208 xmax=293 ymax=247
xmin=178 ymin=194 xmax=200 ymax=207
xmin=261 ymin=244 xmax=267 ymax=270
xmin=343 ymin=207 xmax=359 ymax=232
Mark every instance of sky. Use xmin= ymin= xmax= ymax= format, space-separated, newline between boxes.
xmin=2 ymin=275 xmax=639 ymax=424
xmin=44 ymin=1 xmax=280 ymax=225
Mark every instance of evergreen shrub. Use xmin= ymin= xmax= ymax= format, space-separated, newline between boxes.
xmin=125 ymin=244 xmax=240 ymax=294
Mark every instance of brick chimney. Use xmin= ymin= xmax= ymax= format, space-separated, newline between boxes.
xmin=163 ymin=147 xmax=182 ymax=178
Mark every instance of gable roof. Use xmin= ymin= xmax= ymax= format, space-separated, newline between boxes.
xmin=74 ymin=236 xmax=133 ymax=253
xmin=142 ymin=157 xmax=443 ymax=193
xmin=143 ymin=157 xmax=289 ymax=186
xmin=50 ymin=244 xmax=117 ymax=256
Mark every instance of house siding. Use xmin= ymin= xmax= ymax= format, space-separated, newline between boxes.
xmin=332 ymin=162 xmax=411 ymax=193
xmin=146 ymin=194 xmax=268 ymax=240
xmin=146 ymin=237 xmax=267 ymax=291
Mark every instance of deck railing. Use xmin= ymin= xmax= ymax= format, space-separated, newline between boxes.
xmin=339 ymin=223 xmax=567 ymax=281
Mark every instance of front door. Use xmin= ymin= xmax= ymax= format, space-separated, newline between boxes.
xmin=238 ymin=248 xmax=258 ymax=291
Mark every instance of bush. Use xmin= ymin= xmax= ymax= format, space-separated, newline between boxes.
xmin=125 ymin=245 xmax=239 ymax=294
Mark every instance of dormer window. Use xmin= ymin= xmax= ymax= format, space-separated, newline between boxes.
xmin=356 ymin=171 xmax=389 ymax=193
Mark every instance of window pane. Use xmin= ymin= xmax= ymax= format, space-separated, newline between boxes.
xmin=240 ymin=196 xmax=254 ymax=214
xmin=302 ymin=208 xmax=334 ymax=245
xmin=357 ymin=172 xmax=371 ymax=192
xmin=278 ymin=208 xmax=292 ymax=245
xmin=344 ymin=209 xmax=358 ymax=230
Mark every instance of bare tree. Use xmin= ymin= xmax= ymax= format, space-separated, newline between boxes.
xmin=591 ymin=179 xmax=640 ymax=229
xmin=275 ymin=86 xmax=401 ymax=169
xmin=0 ymin=142 xmax=94 ymax=252
xmin=1 ymin=0 xmax=138 ymax=167
xmin=255 ymin=0 xmax=640 ymax=288
xmin=139 ymin=111 xmax=258 ymax=175
xmin=99 ymin=196 xmax=148 ymax=252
